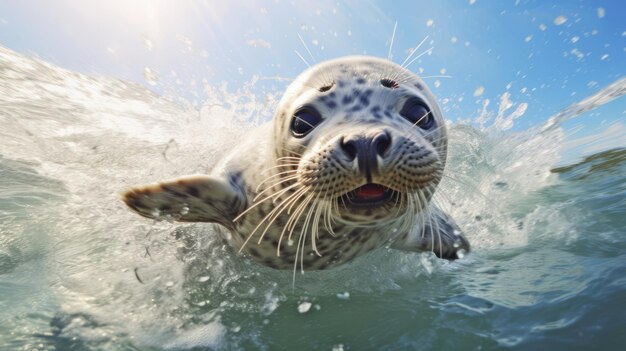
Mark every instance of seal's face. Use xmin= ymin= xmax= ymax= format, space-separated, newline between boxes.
xmin=274 ymin=56 xmax=447 ymax=228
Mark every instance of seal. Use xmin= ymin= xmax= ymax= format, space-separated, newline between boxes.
xmin=122 ymin=56 xmax=470 ymax=272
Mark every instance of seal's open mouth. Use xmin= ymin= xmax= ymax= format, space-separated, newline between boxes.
xmin=343 ymin=183 xmax=393 ymax=207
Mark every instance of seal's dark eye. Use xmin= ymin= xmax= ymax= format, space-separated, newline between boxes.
xmin=291 ymin=108 xmax=322 ymax=137
xmin=400 ymin=100 xmax=434 ymax=129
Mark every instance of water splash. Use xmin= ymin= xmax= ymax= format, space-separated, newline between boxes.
xmin=0 ymin=45 xmax=624 ymax=350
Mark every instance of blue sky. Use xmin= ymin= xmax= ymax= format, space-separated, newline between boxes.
xmin=0 ymin=0 xmax=624 ymax=134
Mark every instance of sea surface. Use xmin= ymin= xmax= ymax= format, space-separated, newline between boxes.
xmin=0 ymin=46 xmax=625 ymax=350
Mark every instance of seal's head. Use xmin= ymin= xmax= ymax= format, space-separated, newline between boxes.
xmin=273 ymin=56 xmax=446 ymax=228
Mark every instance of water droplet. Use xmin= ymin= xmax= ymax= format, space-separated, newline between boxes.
xmin=143 ymin=36 xmax=154 ymax=51
xmin=474 ymin=86 xmax=485 ymax=97
xmin=143 ymin=67 xmax=158 ymax=86
xmin=180 ymin=206 xmax=189 ymax=215
xmin=336 ymin=292 xmax=350 ymax=300
xmin=297 ymin=302 xmax=312 ymax=313
xmin=426 ymin=19 xmax=434 ymax=27
xmin=457 ymin=249 xmax=467 ymax=259
xmin=332 ymin=344 xmax=345 ymax=351
xmin=554 ymin=15 xmax=567 ymax=26
xmin=165 ymin=281 xmax=174 ymax=287
xmin=198 ymin=276 xmax=210 ymax=282
xmin=420 ymin=254 xmax=434 ymax=274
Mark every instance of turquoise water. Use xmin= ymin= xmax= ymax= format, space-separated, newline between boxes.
xmin=0 ymin=46 xmax=625 ymax=350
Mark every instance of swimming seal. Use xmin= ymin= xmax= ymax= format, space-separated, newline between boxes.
xmin=122 ymin=56 xmax=470 ymax=271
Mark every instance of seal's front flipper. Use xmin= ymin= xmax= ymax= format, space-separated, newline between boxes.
xmin=122 ymin=174 xmax=246 ymax=227
xmin=392 ymin=208 xmax=470 ymax=260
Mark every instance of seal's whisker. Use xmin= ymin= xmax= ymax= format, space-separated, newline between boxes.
xmin=294 ymin=50 xmax=311 ymax=68
xmin=404 ymin=47 xmax=434 ymax=70
xmin=316 ymin=177 xmax=335 ymax=238
xmin=256 ymin=181 xmax=298 ymax=204
xmin=324 ymin=200 xmax=336 ymax=237
xmin=294 ymin=115 xmax=317 ymax=129
xmin=420 ymin=75 xmax=452 ymax=79
xmin=400 ymin=35 xmax=429 ymax=68
xmin=255 ymin=187 xmax=310 ymax=245
xmin=286 ymin=191 xmax=314 ymax=261
xmin=298 ymin=193 xmax=319 ymax=273
xmin=296 ymin=192 xmax=318 ymax=273
xmin=276 ymin=189 xmax=311 ymax=257
xmin=411 ymin=110 xmax=434 ymax=128
xmin=239 ymin=186 xmax=308 ymax=251
xmin=255 ymin=172 xmax=298 ymax=192
xmin=280 ymin=146 xmax=304 ymax=156
xmin=312 ymin=197 xmax=326 ymax=256
xmin=260 ymin=163 xmax=301 ymax=175
xmin=290 ymin=193 xmax=316 ymax=285
xmin=276 ymin=156 xmax=302 ymax=162
xmin=298 ymin=33 xmax=317 ymax=65
xmin=233 ymin=182 xmax=300 ymax=222
xmin=249 ymin=188 xmax=308 ymax=249
xmin=387 ymin=21 xmax=398 ymax=61
xmin=255 ymin=171 xmax=298 ymax=193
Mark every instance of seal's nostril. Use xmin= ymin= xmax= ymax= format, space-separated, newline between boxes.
xmin=373 ymin=132 xmax=391 ymax=157
xmin=340 ymin=137 xmax=358 ymax=160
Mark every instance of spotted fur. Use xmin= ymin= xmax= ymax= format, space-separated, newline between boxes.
xmin=122 ymin=56 xmax=470 ymax=271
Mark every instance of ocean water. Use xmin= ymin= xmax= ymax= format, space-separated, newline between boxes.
xmin=0 ymin=45 xmax=624 ymax=351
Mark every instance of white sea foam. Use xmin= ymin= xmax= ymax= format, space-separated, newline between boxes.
xmin=0 ymin=45 xmax=623 ymax=349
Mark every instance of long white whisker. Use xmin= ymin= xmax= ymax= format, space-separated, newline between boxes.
xmin=298 ymin=33 xmax=317 ymax=65
xmin=404 ymin=47 xmax=434 ymax=69
xmin=294 ymin=50 xmax=311 ymax=68
xmin=400 ymin=35 xmax=429 ymax=67
xmin=233 ymin=182 xmax=299 ymax=222
xmin=387 ymin=21 xmax=398 ymax=61
xmin=276 ymin=189 xmax=311 ymax=256
xmin=239 ymin=186 xmax=308 ymax=251
xmin=255 ymin=171 xmax=298 ymax=193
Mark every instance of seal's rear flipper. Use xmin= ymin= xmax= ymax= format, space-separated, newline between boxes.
xmin=391 ymin=207 xmax=470 ymax=260
xmin=122 ymin=175 xmax=246 ymax=227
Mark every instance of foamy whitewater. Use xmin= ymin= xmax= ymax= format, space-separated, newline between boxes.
xmin=0 ymin=46 xmax=624 ymax=350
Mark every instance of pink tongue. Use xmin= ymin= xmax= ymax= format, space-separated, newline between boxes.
xmin=355 ymin=184 xmax=386 ymax=200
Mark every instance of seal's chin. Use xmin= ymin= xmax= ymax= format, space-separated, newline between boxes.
xmin=341 ymin=183 xmax=394 ymax=208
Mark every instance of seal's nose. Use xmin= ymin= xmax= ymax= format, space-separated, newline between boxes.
xmin=340 ymin=131 xmax=391 ymax=181
xmin=372 ymin=131 xmax=391 ymax=157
